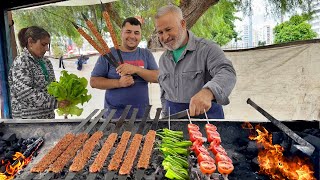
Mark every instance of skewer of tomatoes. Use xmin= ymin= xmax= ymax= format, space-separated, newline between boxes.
xmin=203 ymin=111 xmax=234 ymax=179
xmin=186 ymin=110 xmax=216 ymax=178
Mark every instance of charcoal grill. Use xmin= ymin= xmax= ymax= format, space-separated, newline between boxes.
xmin=1 ymin=107 xmax=319 ymax=180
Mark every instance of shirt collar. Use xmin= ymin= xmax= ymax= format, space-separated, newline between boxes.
xmin=185 ymin=30 xmax=197 ymax=51
xmin=22 ymin=47 xmax=40 ymax=61
xmin=22 ymin=47 xmax=43 ymax=61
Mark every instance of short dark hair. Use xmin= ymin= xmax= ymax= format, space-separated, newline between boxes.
xmin=121 ymin=17 xmax=141 ymax=28
xmin=18 ymin=26 xmax=50 ymax=48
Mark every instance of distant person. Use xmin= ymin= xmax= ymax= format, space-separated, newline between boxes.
xmin=90 ymin=17 xmax=158 ymax=118
xmin=59 ymin=56 xmax=65 ymax=69
xmin=155 ymin=5 xmax=236 ymax=119
xmin=8 ymin=26 xmax=68 ymax=119
xmin=76 ymin=55 xmax=89 ymax=71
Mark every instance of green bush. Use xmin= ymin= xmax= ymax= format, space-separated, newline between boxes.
xmin=52 ymin=43 xmax=64 ymax=58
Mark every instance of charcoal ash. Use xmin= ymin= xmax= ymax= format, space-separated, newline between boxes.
xmin=0 ymin=132 xmax=42 ymax=180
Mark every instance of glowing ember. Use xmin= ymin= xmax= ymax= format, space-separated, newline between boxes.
xmin=241 ymin=121 xmax=253 ymax=130
xmin=245 ymin=123 xmax=316 ymax=180
xmin=0 ymin=152 xmax=31 ymax=180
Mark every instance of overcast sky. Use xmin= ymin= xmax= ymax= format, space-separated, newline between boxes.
xmin=234 ymin=0 xmax=282 ymax=32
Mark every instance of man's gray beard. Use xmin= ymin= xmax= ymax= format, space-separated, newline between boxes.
xmin=162 ymin=43 xmax=174 ymax=51
xmin=162 ymin=30 xmax=186 ymax=51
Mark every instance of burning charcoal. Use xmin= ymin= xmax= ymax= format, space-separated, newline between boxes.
xmin=246 ymin=141 xmax=259 ymax=159
xmin=20 ymin=145 xmax=27 ymax=152
xmin=1 ymin=133 xmax=16 ymax=142
xmin=5 ymin=151 xmax=14 ymax=159
xmin=303 ymin=128 xmax=320 ymax=138
xmin=145 ymin=167 xmax=155 ymax=175
xmin=7 ymin=146 xmax=15 ymax=152
xmin=250 ymin=157 xmax=260 ymax=172
xmin=0 ymin=165 xmax=5 ymax=173
xmin=0 ymin=140 xmax=6 ymax=146
xmin=272 ymin=131 xmax=285 ymax=144
xmin=303 ymin=134 xmax=320 ymax=150
xmin=0 ymin=141 xmax=7 ymax=150
xmin=23 ymin=138 xmax=35 ymax=145
xmin=230 ymin=151 xmax=246 ymax=165
xmin=12 ymin=144 xmax=20 ymax=152
xmin=235 ymin=137 xmax=249 ymax=147
xmin=272 ymin=132 xmax=292 ymax=152
xmin=154 ymin=168 xmax=165 ymax=179
xmin=189 ymin=154 xmax=198 ymax=167
xmin=17 ymin=138 xmax=24 ymax=145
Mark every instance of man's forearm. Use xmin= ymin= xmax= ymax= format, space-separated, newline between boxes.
xmin=136 ymin=69 xmax=159 ymax=83
xmin=90 ymin=77 xmax=120 ymax=90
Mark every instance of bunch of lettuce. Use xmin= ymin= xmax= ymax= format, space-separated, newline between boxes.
xmin=48 ymin=70 xmax=92 ymax=117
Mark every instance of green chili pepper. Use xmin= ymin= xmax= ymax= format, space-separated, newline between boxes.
xmin=165 ymin=168 xmax=186 ymax=180
xmin=172 ymin=147 xmax=188 ymax=156
xmin=174 ymin=141 xmax=192 ymax=147
xmin=170 ymin=155 xmax=188 ymax=168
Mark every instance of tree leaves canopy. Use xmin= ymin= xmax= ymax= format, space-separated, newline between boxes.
xmin=11 ymin=0 xmax=318 ymax=50
xmin=191 ymin=0 xmax=239 ymax=45
xmin=273 ymin=13 xmax=317 ymax=44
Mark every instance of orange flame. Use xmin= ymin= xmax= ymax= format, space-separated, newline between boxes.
xmin=0 ymin=152 xmax=32 ymax=180
xmin=248 ymin=124 xmax=316 ymax=180
xmin=241 ymin=121 xmax=254 ymax=130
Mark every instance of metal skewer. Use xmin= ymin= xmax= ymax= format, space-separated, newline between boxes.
xmin=168 ymin=107 xmax=170 ymax=130
xmin=186 ymin=109 xmax=192 ymax=124
xmin=204 ymin=109 xmax=210 ymax=124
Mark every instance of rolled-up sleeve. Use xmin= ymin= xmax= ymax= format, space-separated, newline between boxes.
xmin=203 ymin=44 xmax=236 ymax=105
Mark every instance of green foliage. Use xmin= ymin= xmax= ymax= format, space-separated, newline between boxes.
xmin=258 ymin=41 xmax=266 ymax=46
xmin=47 ymin=70 xmax=92 ymax=117
xmin=12 ymin=0 xmax=238 ymax=47
xmin=112 ymin=0 xmax=174 ymax=41
xmin=12 ymin=5 xmax=101 ymax=49
xmin=52 ymin=43 xmax=64 ymax=58
xmin=273 ymin=14 xmax=317 ymax=44
xmin=238 ymin=0 xmax=315 ymax=19
xmin=191 ymin=0 xmax=238 ymax=46
xmin=73 ymin=36 xmax=84 ymax=54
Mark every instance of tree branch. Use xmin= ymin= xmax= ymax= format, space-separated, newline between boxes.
xmin=180 ymin=0 xmax=219 ymax=29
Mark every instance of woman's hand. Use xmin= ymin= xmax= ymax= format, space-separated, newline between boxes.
xmin=58 ymin=100 xmax=70 ymax=108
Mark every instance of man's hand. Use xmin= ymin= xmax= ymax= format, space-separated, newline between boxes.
xmin=189 ymin=88 xmax=215 ymax=116
xmin=116 ymin=63 xmax=140 ymax=76
xmin=118 ymin=75 xmax=134 ymax=87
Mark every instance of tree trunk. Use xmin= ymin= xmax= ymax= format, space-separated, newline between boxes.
xmin=180 ymin=0 xmax=219 ymax=29
xmin=148 ymin=0 xmax=219 ymax=49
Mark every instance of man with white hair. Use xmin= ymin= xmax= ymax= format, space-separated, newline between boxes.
xmin=155 ymin=5 xmax=236 ymax=119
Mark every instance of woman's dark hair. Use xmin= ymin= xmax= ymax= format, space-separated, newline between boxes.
xmin=18 ymin=26 xmax=50 ymax=48
xmin=121 ymin=17 xmax=141 ymax=28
